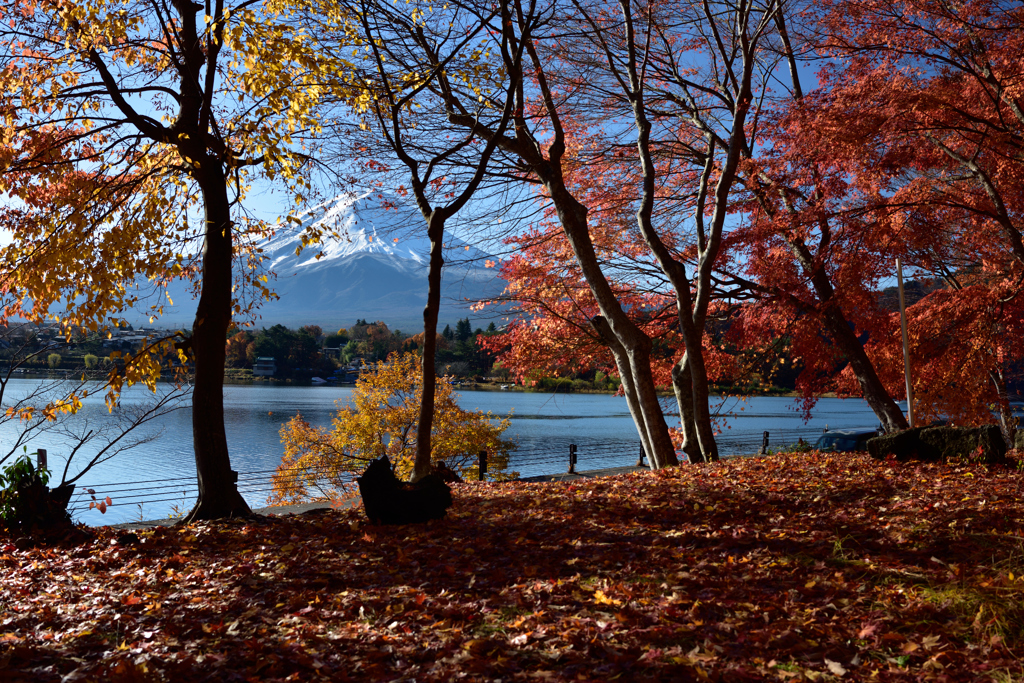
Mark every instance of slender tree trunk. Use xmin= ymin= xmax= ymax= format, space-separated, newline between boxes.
xmin=412 ymin=212 xmax=446 ymax=481
xmin=674 ymin=304 xmax=720 ymax=461
xmin=592 ymin=316 xmax=655 ymax=466
xmin=551 ymin=189 xmax=677 ymax=468
xmin=990 ymin=367 xmax=1015 ymax=447
xmin=804 ymin=263 xmax=909 ymax=433
xmin=182 ymin=168 xmax=252 ymax=523
xmin=671 ymin=355 xmax=703 ymax=463
xmin=445 ymin=16 xmax=677 ymax=467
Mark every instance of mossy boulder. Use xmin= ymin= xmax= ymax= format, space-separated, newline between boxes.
xmin=867 ymin=425 xmax=1006 ymax=464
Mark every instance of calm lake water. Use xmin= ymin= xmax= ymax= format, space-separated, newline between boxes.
xmin=0 ymin=379 xmax=880 ymax=525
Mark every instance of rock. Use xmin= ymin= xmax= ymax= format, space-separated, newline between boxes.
xmin=357 ymin=456 xmax=453 ymax=525
xmin=921 ymin=425 xmax=1006 ymax=463
xmin=867 ymin=425 xmax=1007 ymax=464
xmin=1015 ymin=429 xmax=1024 ymax=452
xmin=116 ymin=532 xmax=141 ymax=546
xmin=867 ymin=428 xmax=930 ymax=461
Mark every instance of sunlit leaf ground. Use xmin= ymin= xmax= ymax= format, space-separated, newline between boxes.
xmin=3 ymin=452 xmax=1023 ymax=681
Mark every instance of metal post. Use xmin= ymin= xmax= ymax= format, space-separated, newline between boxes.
xmin=759 ymin=431 xmax=769 ymax=455
xmin=636 ymin=445 xmax=646 ymax=467
xmin=896 ymin=257 xmax=916 ymax=428
xmin=36 ymin=448 xmax=47 ymax=471
xmin=478 ymin=451 xmax=487 ymax=481
xmin=568 ymin=444 xmax=577 ymax=474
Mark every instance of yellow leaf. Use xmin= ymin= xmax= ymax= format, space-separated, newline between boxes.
xmin=594 ymin=590 xmax=622 ymax=606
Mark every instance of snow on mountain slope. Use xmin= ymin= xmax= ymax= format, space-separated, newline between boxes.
xmin=263 ymin=188 xmax=494 ymax=273
xmin=148 ymin=190 xmax=505 ymax=330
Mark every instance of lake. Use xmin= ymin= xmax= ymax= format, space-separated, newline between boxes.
xmin=0 ymin=379 xmax=881 ymax=525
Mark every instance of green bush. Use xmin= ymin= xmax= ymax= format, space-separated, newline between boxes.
xmin=538 ymin=377 xmax=575 ymax=393
xmin=0 ymin=454 xmax=71 ymax=534
xmin=47 ymin=353 xmax=62 ymax=369
xmin=83 ymin=354 xmax=99 ymax=369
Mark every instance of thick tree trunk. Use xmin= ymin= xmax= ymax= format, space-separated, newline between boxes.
xmin=182 ymin=169 xmax=252 ymax=523
xmin=412 ymin=212 xmax=446 ymax=482
xmin=671 ymin=355 xmax=703 ymax=463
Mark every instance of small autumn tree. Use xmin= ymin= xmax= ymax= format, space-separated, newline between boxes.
xmin=270 ymin=352 xmax=515 ymax=505
xmin=289 ymin=0 xmax=528 ymax=481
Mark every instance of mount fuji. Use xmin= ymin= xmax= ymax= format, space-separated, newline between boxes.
xmin=150 ymin=190 xmax=507 ymax=331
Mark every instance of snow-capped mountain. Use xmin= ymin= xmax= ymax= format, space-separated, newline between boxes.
xmin=149 ymin=190 xmax=506 ymax=331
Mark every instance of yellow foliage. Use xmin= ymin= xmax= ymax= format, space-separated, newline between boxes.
xmin=270 ymin=352 xmax=515 ymax=505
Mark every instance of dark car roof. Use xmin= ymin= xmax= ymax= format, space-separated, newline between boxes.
xmin=818 ymin=429 xmax=879 ymax=437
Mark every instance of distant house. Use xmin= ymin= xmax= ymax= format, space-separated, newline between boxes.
xmin=253 ymin=357 xmax=277 ymax=377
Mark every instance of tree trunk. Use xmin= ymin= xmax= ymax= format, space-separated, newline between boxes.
xmin=674 ymin=306 xmax=721 ymax=461
xmin=549 ymin=188 xmax=677 ymax=468
xmin=592 ymin=316 xmax=655 ymax=466
xmin=412 ymin=211 xmax=446 ymax=482
xmin=804 ymin=262 xmax=909 ymax=433
xmin=990 ymin=367 xmax=1015 ymax=447
xmin=182 ymin=168 xmax=252 ymax=523
xmin=671 ymin=355 xmax=703 ymax=463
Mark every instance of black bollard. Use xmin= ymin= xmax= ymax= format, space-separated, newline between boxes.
xmin=759 ymin=431 xmax=769 ymax=455
xmin=568 ymin=444 xmax=577 ymax=474
xmin=478 ymin=450 xmax=488 ymax=481
xmin=636 ymin=445 xmax=646 ymax=467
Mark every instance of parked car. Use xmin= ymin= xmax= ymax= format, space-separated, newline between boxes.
xmin=814 ymin=428 xmax=882 ymax=452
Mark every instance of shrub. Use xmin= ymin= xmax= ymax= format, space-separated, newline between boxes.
xmin=0 ymin=454 xmax=71 ymax=534
xmin=271 ymin=352 xmax=516 ymax=505
xmin=47 ymin=353 xmax=62 ymax=369
xmin=83 ymin=354 xmax=99 ymax=369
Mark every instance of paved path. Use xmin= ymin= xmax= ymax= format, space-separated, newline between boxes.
xmin=107 ymin=465 xmax=650 ymax=531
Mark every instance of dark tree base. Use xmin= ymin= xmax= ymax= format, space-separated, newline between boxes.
xmin=358 ymin=456 xmax=453 ymax=525
xmin=181 ymin=493 xmax=253 ymax=524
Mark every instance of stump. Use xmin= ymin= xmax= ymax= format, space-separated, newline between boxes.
xmin=357 ymin=456 xmax=453 ymax=525
xmin=432 ymin=461 xmax=463 ymax=484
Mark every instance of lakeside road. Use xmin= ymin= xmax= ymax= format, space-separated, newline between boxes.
xmin=107 ymin=465 xmax=651 ymax=531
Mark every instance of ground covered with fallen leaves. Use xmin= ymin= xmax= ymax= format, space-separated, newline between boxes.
xmin=3 ymin=452 xmax=1024 ymax=682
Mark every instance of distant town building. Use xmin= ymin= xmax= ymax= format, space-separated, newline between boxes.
xmin=253 ymin=357 xmax=277 ymax=377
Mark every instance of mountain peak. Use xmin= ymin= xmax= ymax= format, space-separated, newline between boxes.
xmin=142 ymin=189 xmax=505 ymax=330
xmin=261 ymin=189 xmax=493 ymax=274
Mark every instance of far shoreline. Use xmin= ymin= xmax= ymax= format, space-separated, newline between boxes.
xmin=5 ymin=369 xmax=814 ymax=399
